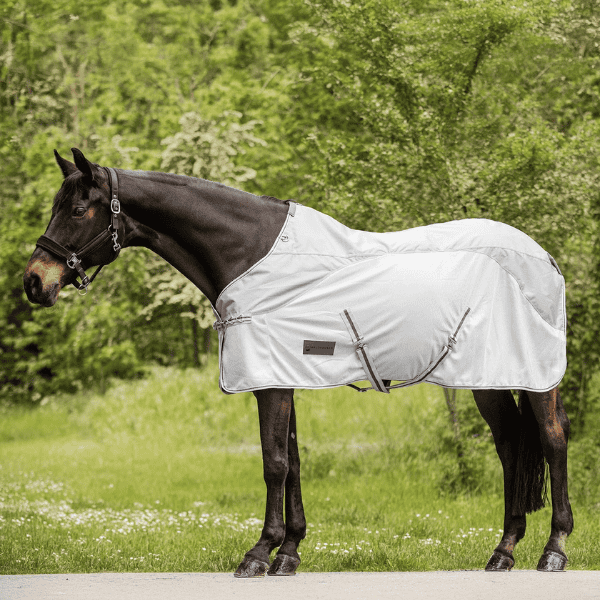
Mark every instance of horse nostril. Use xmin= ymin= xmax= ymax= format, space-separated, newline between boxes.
xmin=24 ymin=271 xmax=43 ymax=303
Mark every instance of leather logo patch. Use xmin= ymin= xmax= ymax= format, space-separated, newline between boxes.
xmin=303 ymin=340 xmax=336 ymax=356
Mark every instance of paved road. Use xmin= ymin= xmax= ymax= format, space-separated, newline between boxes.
xmin=2 ymin=571 xmax=599 ymax=600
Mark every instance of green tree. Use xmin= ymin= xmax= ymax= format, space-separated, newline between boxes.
xmin=3 ymin=0 xmax=600 ymax=442
xmin=0 ymin=0 xmax=301 ymax=401
xmin=282 ymin=0 xmax=600 ymax=429
xmin=160 ymin=110 xmax=267 ymax=184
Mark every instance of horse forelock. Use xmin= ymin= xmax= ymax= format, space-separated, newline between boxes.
xmin=51 ymin=173 xmax=92 ymax=216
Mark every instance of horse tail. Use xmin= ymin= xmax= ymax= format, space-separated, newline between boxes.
xmin=512 ymin=390 xmax=548 ymax=515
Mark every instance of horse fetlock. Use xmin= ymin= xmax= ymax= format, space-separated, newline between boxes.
xmin=496 ymin=533 xmax=520 ymax=557
xmin=551 ymin=514 xmax=574 ymax=538
xmin=278 ymin=539 xmax=301 ymax=558
xmin=545 ymin=531 xmax=570 ymax=557
xmin=504 ymin=515 xmax=526 ymax=541
xmin=260 ymin=524 xmax=286 ymax=551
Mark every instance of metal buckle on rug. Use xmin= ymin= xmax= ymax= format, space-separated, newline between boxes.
xmin=341 ymin=309 xmax=389 ymax=394
xmin=213 ymin=315 xmax=253 ymax=331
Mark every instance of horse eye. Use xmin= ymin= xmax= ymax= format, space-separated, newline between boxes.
xmin=72 ymin=207 xmax=87 ymax=217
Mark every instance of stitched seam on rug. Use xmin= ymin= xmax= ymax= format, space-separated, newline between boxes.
xmin=270 ymin=246 xmax=557 ymax=265
xmin=218 ymin=379 xmax=567 ymax=394
xmin=214 ymin=209 xmax=294 ymax=314
xmin=463 ymin=248 xmax=564 ymax=333
xmin=224 ymin=249 xmax=562 ymax=335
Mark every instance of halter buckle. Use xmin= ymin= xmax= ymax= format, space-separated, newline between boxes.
xmin=66 ymin=253 xmax=81 ymax=269
xmin=111 ymin=198 xmax=121 ymax=214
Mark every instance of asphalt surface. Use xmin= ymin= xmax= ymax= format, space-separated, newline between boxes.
xmin=2 ymin=571 xmax=600 ymax=600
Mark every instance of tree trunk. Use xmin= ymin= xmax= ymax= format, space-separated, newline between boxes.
xmin=190 ymin=307 xmax=200 ymax=368
xmin=203 ymin=327 xmax=212 ymax=357
xmin=443 ymin=388 xmax=460 ymax=441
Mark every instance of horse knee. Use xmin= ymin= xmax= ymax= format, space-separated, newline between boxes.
xmin=263 ymin=454 xmax=288 ymax=485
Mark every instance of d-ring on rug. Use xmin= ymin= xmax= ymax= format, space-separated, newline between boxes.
xmin=213 ymin=203 xmax=566 ymax=394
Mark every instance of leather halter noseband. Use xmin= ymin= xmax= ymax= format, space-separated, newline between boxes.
xmin=35 ymin=167 xmax=122 ymax=294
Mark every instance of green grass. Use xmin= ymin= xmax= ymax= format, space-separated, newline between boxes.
xmin=1 ymin=360 xmax=599 ymax=573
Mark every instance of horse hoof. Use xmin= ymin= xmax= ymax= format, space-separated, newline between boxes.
xmin=267 ymin=553 xmax=300 ymax=576
xmin=485 ymin=551 xmax=514 ymax=571
xmin=234 ymin=557 xmax=270 ymax=578
xmin=537 ymin=551 xmax=568 ymax=572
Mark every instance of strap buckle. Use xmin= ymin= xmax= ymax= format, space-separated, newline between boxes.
xmin=111 ymin=228 xmax=121 ymax=252
xmin=213 ymin=315 xmax=253 ymax=331
xmin=110 ymin=193 xmax=121 ymax=251
xmin=341 ymin=309 xmax=389 ymax=394
xmin=66 ymin=253 xmax=81 ymax=269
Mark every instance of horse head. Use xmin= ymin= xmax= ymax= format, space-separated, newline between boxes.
xmin=23 ymin=148 xmax=122 ymax=307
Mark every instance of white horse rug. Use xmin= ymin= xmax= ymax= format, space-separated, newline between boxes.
xmin=213 ymin=203 xmax=566 ymax=394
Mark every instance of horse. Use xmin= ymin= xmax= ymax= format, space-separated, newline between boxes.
xmin=23 ymin=148 xmax=574 ymax=576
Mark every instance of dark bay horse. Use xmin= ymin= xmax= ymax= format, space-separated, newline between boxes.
xmin=23 ymin=148 xmax=573 ymax=576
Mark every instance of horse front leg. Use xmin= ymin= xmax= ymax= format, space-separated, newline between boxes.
xmin=268 ymin=397 xmax=306 ymax=575
xmin=234 ymin=388 xmax=293 ymax=578
xmin=473 ymin=389 xmax=526 ymax=571
xmin=527 ymin=388 xmax=574 ymax=571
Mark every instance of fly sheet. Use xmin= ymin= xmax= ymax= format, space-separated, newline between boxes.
xmin=213 ymin=203 xmax=566 ymax=394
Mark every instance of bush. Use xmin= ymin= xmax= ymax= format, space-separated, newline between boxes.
xmin=569 ymin=437 xmax=600 ymax=508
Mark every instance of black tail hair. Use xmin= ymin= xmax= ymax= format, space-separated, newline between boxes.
xmin=512 ymin=390 xmax=548 ymax=515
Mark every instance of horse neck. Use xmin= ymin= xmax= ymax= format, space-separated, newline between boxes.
xmin=116 ymin=170 xmax=289 ymax=307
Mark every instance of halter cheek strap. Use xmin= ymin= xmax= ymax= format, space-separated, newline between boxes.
xmin=35 ymin=167 xmax=122 ymax=294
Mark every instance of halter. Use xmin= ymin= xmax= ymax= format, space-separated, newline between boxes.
xmin=35 ymin=167 xmax=122 ymax=295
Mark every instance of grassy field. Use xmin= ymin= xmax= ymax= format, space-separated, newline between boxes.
xmin=1 ymin=360 xmax=599 ymax=574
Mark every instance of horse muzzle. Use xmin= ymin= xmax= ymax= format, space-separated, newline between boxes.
xmin=23 ymin=249 xmax=69 ymax=307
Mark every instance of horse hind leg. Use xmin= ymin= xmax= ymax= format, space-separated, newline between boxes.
xmin=473 ymin=389 xmax=527 ymax=571
xmin=525 ymin=387 xmax=574 ymax=571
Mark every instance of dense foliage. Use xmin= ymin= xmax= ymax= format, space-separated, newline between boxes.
xmin=1 ymin=0 xmax=600 ymax=437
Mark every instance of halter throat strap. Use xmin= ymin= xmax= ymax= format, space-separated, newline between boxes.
xmin=35 ymin=167 xmax=122 ymax=294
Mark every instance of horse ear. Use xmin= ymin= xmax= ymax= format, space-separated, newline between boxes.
xmin=54 ymin=150 xmax=78 ymax=179
xmin=71 ymin=147 xmax=101 ymax=182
